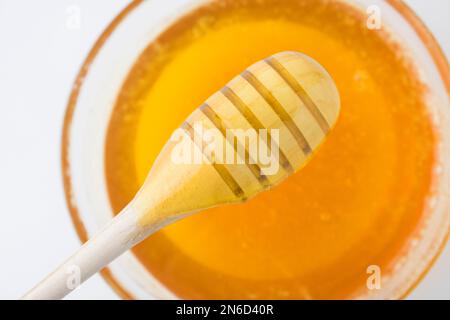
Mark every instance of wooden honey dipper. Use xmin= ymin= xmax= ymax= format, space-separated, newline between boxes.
xmin=23 ymin=51 xmax=340 ymax=299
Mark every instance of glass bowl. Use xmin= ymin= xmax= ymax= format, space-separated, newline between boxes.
xmin=62 ymin=0 xmax=450 ymax=299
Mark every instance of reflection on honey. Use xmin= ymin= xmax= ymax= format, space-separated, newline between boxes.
xmin=105 ymin=0 xmax=436 ymax=299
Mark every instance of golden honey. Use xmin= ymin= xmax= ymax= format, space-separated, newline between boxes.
xmin=105 ymin=0 xmax=436 ymax=299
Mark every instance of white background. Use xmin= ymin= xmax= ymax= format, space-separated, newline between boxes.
xmin=0 ymin=0 xmax=449 ymax=300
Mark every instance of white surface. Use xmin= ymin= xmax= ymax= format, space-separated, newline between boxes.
xmin=0 ymin=0 xmax=448 ymax=300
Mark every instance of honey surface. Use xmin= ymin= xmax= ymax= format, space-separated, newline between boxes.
xmin=105 ymin=0 xmax=436 ymax=299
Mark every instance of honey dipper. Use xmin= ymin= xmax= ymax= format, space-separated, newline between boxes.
xmin=23 ymin=51 xmax=340 ymax=299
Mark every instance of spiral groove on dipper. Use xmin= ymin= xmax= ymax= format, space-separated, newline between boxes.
xmin=180 ymin=51 xmax=340 ymax=200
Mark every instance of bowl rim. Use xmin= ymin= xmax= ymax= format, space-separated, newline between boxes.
xmin=61 ymin=0 xmax=450 ymax=300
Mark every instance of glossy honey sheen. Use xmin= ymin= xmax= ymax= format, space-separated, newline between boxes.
xmin=105 ymin=0 xmax=436 ymax=299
